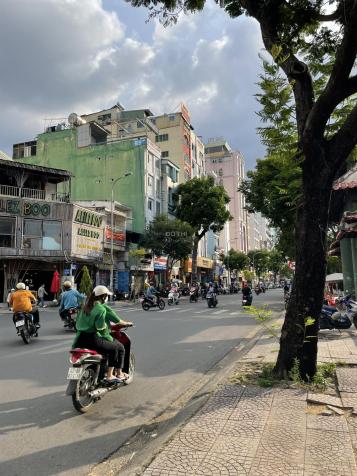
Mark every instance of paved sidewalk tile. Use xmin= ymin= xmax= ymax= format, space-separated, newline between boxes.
xmin=143 ymin=329 xmax=357 ymax=476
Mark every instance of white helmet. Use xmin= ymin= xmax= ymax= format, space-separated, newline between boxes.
xmin=16 ymin=282 xmax=26 ymax=290
xmin=93 ymin=285 xmax=113 ymax=296
xmin=63 ymin=281 xmax=72 ymax=288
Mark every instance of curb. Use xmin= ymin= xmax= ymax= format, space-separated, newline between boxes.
xmin=88 ymin=311 xmax=284 ymax=476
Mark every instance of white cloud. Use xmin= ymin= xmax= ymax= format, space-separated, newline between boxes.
xmin=0 ymin=0 xmax=265 ymax=169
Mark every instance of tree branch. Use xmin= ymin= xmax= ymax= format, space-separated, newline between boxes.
xmin=330 ymin=101 xmax=357 ymax=166
xmin=305 ymin=3 xmax=357 ymax=140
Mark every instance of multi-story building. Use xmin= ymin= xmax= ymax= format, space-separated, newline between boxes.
xmin=14 ymin=118 xmax=162 ymax=235
xmin=0 ymin=157 xmax=107 ymax=301
xmin=154 ymin=104 xmax=205 ymax=183
xmin=205 ymin=138 xmax=248 ymax=254
xmin=247 ymin=212 xmax=274 ymax=251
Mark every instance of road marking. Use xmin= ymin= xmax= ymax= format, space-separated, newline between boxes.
xmin=211 ymin=309 xmax=228 ymax=315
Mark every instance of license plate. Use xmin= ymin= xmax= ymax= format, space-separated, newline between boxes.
xmin=15 ymin=320 xmax=25 ymax=327
xmin=67 ymin=367 xmax=82 ymax=380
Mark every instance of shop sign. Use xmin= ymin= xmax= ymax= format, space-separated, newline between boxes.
xmin=72 ymin=205 xmax=104 ymax=259
xmin=154 ymin=256 xmax=167 ymax=270
xmin=74 ymin=208 xmax=102 ymax=228
xmin=105 ymin=226 xmax=126 ymax=247
xmin=197 ymin=256 xmax=214 ymax=269
xmin=0 ymin=199 xmax=51 ymax=216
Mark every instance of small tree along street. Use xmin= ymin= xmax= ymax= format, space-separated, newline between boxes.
xmin=128 ymin=0 xmax=357 ymax=379
xmin=140 ymin=214 xmax=194 ymax=280
xmin=173 ymin=176 xmax=232 ymax=281
xmin=222 ymin=249 xmax=249 ymax=276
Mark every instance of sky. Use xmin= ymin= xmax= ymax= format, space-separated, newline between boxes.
xmin=0 ymin=0 xmax=266 ymax=171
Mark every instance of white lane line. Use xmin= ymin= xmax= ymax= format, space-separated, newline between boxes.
xmin=211 ymin=309 xmax=228 ymax=315
xmin=229 ymin=312 xmax=240 ymax=315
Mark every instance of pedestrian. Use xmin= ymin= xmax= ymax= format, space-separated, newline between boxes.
xmin=37 ymin=284 xmax=48 ymax=307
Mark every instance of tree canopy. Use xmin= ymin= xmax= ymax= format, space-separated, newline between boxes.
xmin=173 ymin=176 xmax=232 ymax=279
xmin=140 ymin=214 xmax=194 ymax=274
xmin=222 ymin=249 xmax=249 ymax=273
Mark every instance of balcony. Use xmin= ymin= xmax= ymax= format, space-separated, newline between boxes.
xmin=0 ymin=184 xmax=70 ymax=203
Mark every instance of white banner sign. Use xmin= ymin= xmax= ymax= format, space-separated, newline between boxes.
xmin=72 ymin=206 xmax=104 ymax=259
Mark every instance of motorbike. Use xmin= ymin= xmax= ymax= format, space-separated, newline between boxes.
xmin=60 ymin=307 xmax=79 ymax=330
xmin=168 ymin=288 xmax=179 ymax=305
xmin=66 ymin=323 xmax=135 ymax=413
xmin=201 ymin=287 xmax=207 ymax=299
xmin=254 ymin=286 xmax=261 ymax=295
xmin=141 ymin=294 xmax=165 ymax=311
xmin=320 ymin=296 xmax=357 ymax=330
xmin=13 ymin=311 xmax=39 ymax=344
xmin=284 ymin=292 xmax=290 ymax=310
xmin=189 ymin=286 xmax=199 ymax=303
xmin=207 ymin=290 xmax=218 ymax=308
xmin=242 ymin=293 xmax=253 ymax=306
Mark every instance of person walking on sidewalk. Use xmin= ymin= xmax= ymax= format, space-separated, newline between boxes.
xmin=37 ymin=284 xmax=48 ymax=307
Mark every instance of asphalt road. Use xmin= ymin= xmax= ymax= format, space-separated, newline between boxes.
xmin=0 ymin=289 xmax=284 ymax=476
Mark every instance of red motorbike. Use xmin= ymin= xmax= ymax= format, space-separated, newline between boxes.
xmin=66 ymin=323 xmax=135 ymax=413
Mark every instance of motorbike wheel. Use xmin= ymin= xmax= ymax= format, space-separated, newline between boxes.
xmin=158 ymin=300 xmax=165 ymax=310
xmin=142 ymin=302 xmax=150 ymax=311
xmin=72 ymin=365 xmax=96 ymax=413
xmin=168 ymin=299 xmax=173 ymax=306
xmin=207 ymin=301 xmax=212 ymax=308
xmin=124 ymin=353 xmax=135 ymax=385
xmin=21 ymin=326 xmax=31 ymax=344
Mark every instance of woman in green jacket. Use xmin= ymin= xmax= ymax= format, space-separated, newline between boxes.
xmin=73 ymin=285 xmax=132 ymax=383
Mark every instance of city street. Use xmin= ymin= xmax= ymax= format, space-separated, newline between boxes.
xmin=0 ymin=289 xmax=283 ymax=476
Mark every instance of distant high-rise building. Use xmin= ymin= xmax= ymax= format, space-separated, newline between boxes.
xmin=205 ymin=138 xmax=248 ymax=254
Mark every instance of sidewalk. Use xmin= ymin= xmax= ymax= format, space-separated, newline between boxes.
xmin=142 ymin=328 xmax=357 ymax=476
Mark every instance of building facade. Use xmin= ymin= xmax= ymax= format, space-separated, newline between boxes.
xmin=0 ymin=158 xmax=105 ymax=301
xmin=205 ymin=139 xmax=248 ymax=254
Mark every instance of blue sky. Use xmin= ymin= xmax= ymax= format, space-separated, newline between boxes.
xmin=0 ymin=0 xmax=266 ymax=171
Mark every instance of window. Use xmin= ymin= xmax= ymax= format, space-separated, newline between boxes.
xmin=97 ymin=113 xmax=111 ymax=125
xmin=218 ymin=158 xmax=223 ymax=163
xmin=0 ymin=217 xmax=16 ymax=247
xmin=161 ymin=151 xmax=169 ymax=158
xmin=148 ymin=175 xmax=153 ymax=187
xmin=137 ymin=121 xmax=144 ymax=128
xmin=156 ymin=202 xmax=161 ymax=214
xmin=155 ymin=133 xmax=169 ymax=143
xmin=23 ymin=219 xmax=62 ymax=250
xmin=168 ymin=114 xmax=176 ymax=121
xmin=148 ymin=199 xmax=153 ymax=211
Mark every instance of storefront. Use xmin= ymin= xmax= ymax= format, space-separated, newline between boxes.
xmin=154 ymin=256 xmax=168 ymax=285
xmin=183 ymin=257 xmax=214 ymax=283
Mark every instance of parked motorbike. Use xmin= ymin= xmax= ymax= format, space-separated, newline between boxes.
xmin=13 ymin=311 xmax=39 ymax=344
xmin=66 ymin=323 xmax=135 ymax=413
xmin=141 ymin=295 xmax=165 ymax=311
xmin=168 ymin=288 xmax=179 ymax=305
xmin=60 ymin=307 xmax=79 ymax=330
xmin=242 ymin=293 xmax=253 ymax=307
xmin=207 ymin=290 xmax=218 ymax=308
xmin=320 ymin=296 xmax=357 ymax=330
xmin=180 ymin=285 xmax=190 ymax=296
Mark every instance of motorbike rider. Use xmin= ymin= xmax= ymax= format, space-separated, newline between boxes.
xmin=242 ymin=283 xmax=253 ymax=304
xmin=146 ymin=281 xmax=159 ymax=305
xmin=59 ymin=281 xmax=85 ymax=326
xmin=283 ymin=282 xmax=290 ymax=296
xmin=10 ymin=282 xmax=40 ymax=327
xmin=73 ymin=285 xmax=133 ymax=383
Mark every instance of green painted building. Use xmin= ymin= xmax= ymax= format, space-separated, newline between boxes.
xmin=14 ymin=125 xmax=162 ymax=234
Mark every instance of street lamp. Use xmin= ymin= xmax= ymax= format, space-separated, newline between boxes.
xmin=109 ymin=172 xmax=133 ymax=295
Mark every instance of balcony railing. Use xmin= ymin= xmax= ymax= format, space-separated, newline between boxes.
xmin=0 ymin=184 xmax=70 ymax=203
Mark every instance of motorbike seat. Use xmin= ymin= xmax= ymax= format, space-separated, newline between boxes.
xmin=70 ymin=348 xmax=101 ymax=356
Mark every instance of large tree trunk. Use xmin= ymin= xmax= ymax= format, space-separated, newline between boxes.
xmin=274 ymin=149 xmax=335 ymax=379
